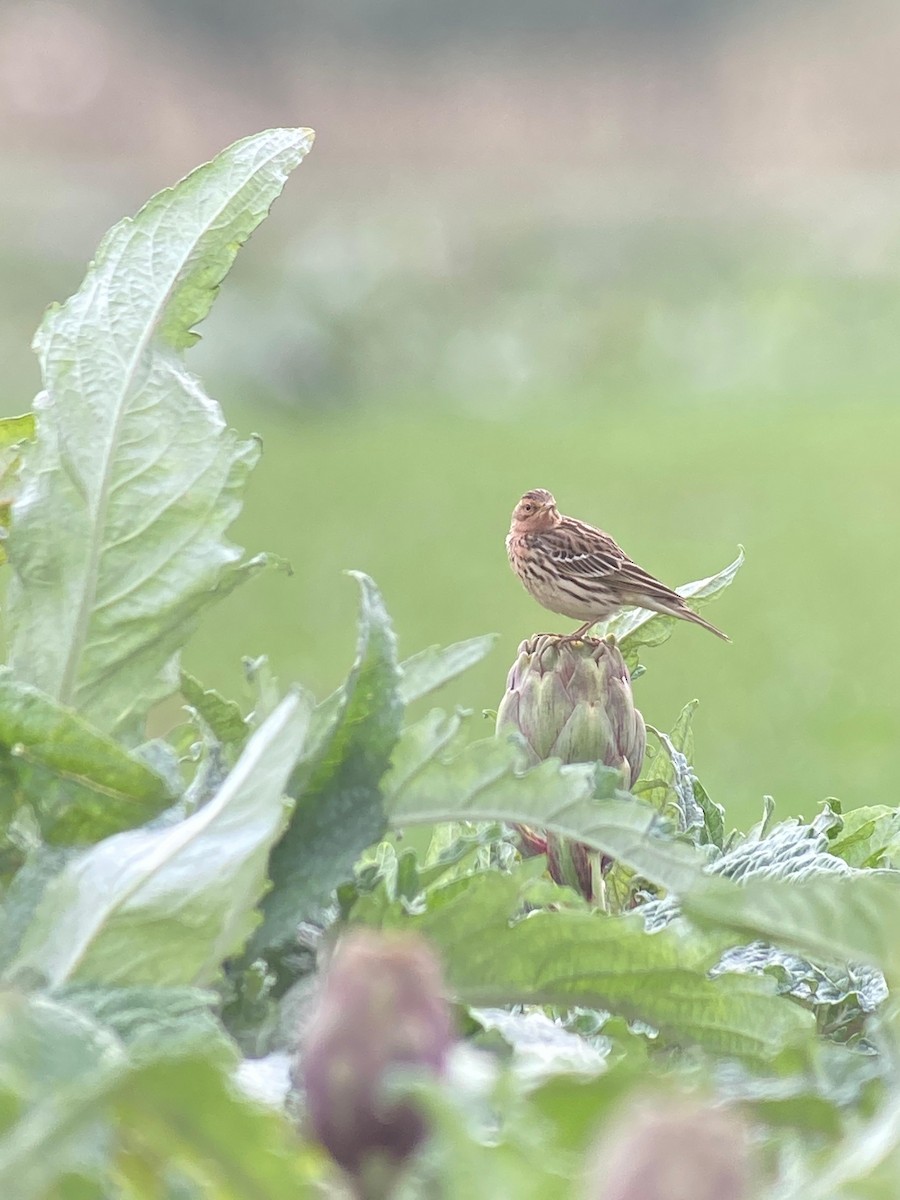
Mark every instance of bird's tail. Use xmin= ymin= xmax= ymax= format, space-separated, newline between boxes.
xmin=676 ymin=604 xmax=730 ymax=642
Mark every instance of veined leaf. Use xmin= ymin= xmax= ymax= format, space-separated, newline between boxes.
xmin=0 ymin=669 xmax=172 ymax=845
xmin=398 ymin=634 xmax=498 ymax=704
xmin=383 ymin=710 xmax=708 ymax=895
xmin=7 ymin=690 xmax=311 ymax=988
xmin=6 ymin=128 xmax=314 ymax=738
xmin=684 ymin=871 xmax=900 ymax=982
xmin=383 ymin=868 xmax=812 ymax=1062
xmin=248 ymin=573 xmax=403 ymax=960
xmin=594 ymin=548 xmax=744 ymax=656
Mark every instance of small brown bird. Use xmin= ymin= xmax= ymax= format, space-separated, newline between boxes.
xmin=507 ymin=488 xmax=729 ymax=642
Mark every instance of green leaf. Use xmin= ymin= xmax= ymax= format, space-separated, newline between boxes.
xmin=384 ymin=710 xmax=708 ymax=895
xmin=0 ymin=413 xmax=35 ymax=448
xmin=594 ymin=548 xmax=744 ymax=657
xmin=179 ymin=670 xmax=248 ymax=748
xmin=57 ymin=984 xmax=226 ymax=1059
xmin=0 ymin=845 xmax=75 ymax=969
xmin=414 ymin=1078 xmax=573 ymax=1200
xmin=398 ymin=634 xmax=498 ymax=705
xmin=248 ymin=573 xmax=403 ymax=960
xmin=637 ymin=701 xmax=724 ymax=849
xmin=385 ymin=868 xmax=813 ymax=1062
xmin=0 ymin=413 xmax=35 ymax=567
xmin=110 ymin=1055 xmax=321 ymax=1198
xmin=793 ymin=1096 xmax=900 ymax=1200
xmin=684 ymin=872 xmax=900 ymax=982
xmin=710 ymin=804 xmax=845 ymax=886
xmin=0 ymin=993 xmax=320 ymax=1200
xmin=0 ymin=990 xmax=124 ymax=1196
xmin=7 ymin=691 xmax=311 ymax=988
xmin=0 ymin=669 xmax=172 ymax=845
xmin=6 ymin=128 xmax=314 ymax=738
xmin=828 ymin=806 xmax=900 ymax=869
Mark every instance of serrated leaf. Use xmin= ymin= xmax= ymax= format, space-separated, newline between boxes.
xmin=684 ymin=872 xmax=900 ymax=981
xmin=385 ymin=868 xmax=812 ymax=1062
xmin=0 ymin=669 xmax=172 ymax=845
xmin=669 ymin=698 xmax=697 ymax=757
xmin=248 ymin=573 xmax=403 ymax=960
xmin=713 ymin=941 xmax=887 ymax=1021
xmin=640 ymin=721 xmax=702 ymax=837
xmin=179 ymin=670 xmax=248 ymax=748
xmin=594 ymin=548 xmax=744 ymax=656
xmin=711 ymin=805 xmax=847 ymax=884
xmin=7 ymin=691 xmax=311 ymax=988
xmin=640 ymin=805 xmax=851 ymax=932
xmin=6 ymin=128 xmax=314 ymax=738
xmin=828 ymin=806 xmax=900 ymax=869
xmin=398 ymin=634 xmax=498 ymax=704
xmin=637 ymin=701 xmax=724 ymax=849
xmin=384 ymin=710 xmax=708 ymax=895
xmin=691 ymin=776 xmax=725 ymax=851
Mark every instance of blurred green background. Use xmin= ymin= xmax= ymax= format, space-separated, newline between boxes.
xmin=2 ymin=0 xmax=899 ymax=828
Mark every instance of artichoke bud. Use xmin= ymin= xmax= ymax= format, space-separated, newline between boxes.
xmin=585 ymin=1098 xmax=752 ymax=1200
xmin=497 ymin=635 xmax=645 ymax=787
xmin=298 ymin=930 xmax=454 ymax=1187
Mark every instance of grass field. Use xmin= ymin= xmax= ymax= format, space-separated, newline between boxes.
xmin=182 ymin=396 xmax=900 ymax=832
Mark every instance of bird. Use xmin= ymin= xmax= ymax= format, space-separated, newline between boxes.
xmin=506 ymin=488 xmax=729 ymax=642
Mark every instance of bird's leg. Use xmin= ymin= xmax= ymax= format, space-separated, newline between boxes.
xmin=556 ymin=620 xmax=600 ymax=646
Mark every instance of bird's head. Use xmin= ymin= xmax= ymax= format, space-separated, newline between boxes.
xmin=511 ymin=488 xmax=560 ymax=532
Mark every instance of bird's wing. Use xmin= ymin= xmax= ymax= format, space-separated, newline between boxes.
xmin=531 ymin=523 xmax=626 ymax=579
xmin=537 ymin=521 xmax=685 ymax=606
xmin=611 ymin=557 xmax=684 ymax=606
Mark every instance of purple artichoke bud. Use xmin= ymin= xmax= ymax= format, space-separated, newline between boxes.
xmin=586 ymin=1098 xmax=752 ymax=1200
xmin=298 ymin=930 xmax=454 ymax=1191
xmin=497 ymin=635 xmax=645 ymax=787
